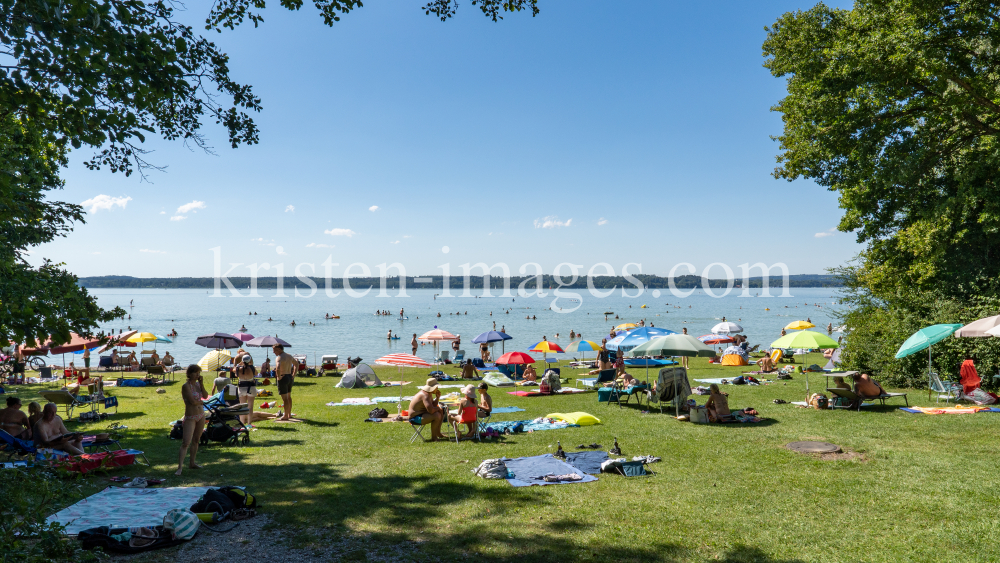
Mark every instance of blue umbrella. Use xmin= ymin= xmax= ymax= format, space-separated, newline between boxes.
xmin=473 ymin=330 xmax=512 ymax=355
xmin=607 ymin=327 xmax=677 ymax=352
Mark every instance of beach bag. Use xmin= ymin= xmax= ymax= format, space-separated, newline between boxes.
xmin=203 ymin=422 xmax=235 ymax=444
xmin=169 ymin=421 xmax=183 ymax=440
xmin=163 ymin=509 xmax=200 ymax=540
xmin=219 ymin=486 xmax=257 ymax=510
xmin=472 ymin=458 xmax=508 ymax=479
xmin=369 ymin=407 xmax=389 ymax=419
xmin=967 ymin=388 xmax=997 ymax=405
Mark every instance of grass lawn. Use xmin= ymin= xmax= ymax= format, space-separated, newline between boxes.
xmin=13 ymin=355 xmax=1000 ymax=562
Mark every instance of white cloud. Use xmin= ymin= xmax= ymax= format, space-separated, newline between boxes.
xmin=306 ymin=243 xmax=335 ymax=248
xmin=92 ymin=252 xmax=101 ymax=255
xmin=176 ymin=200 xmax=206 ymax=214
xmin=403 ymin=235 xmax=412 ymax=239
xmin=597 ymin=217 xmax=608 ymax=226
xmin=250 ymin=237 xmax=265 ymax=242
xmin=139 ymin=249 xmax=166 ymax=254
xmin=325 ymin=228 xmax=356 ymax=237
xmin=159 ymin=211 xmax=166 ymax=215
xmin=390 ymin=240 xmax=400 ymax=244
xmin=369 ymin=205 xmax=379 ymax=212
xmin=815 ymin=228 xmax=837 ymax=238
xmin=534 ymin=216 xmax=573 ymax=229
xmin=285 ymin=205 xmax=295 ymax=213
xmin=81 ymin=195 xmax=132 ymax=213
xmin=275 ymin=246 xmax=287 ymax=255
xmin=170 ymin=215 xmax=186 ymax=221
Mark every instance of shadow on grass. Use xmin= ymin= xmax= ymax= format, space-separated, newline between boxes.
xmin=720 ymin=545 xmax=805 ymax=563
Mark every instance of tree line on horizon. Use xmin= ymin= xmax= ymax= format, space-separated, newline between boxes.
xmin=76 ymin=274 xmax=843 ymax=290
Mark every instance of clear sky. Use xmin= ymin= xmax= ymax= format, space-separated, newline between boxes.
xmin=33 ymin=0 xmax=859 ymax=279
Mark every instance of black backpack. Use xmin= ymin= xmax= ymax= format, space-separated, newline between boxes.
xmin=219 ymin=486 xmax=257 ymax=509
xmin=202 ymin=422 xmax=235 ymax=444
xmin=169 ymin=421 xmax=183 ymax=440
xmin=191 ymin=488 xmax=236 ymax=514
xmin=369 ymin=407 xmax=389 ymax=419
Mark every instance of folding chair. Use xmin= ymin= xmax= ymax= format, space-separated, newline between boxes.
xmin=578 ymin=369 xmax=616 ymax=389
xmin=408 ymin=417 xmax=428 ymax=443
xmin=40 ymin=390 xmax=97 ymax=419
xmin=451 ymin=407 xmax=480 ymax=443
xmin=929 ymin=372 xmax=961 ymax=403
xmin=0 ymin=429 xmax=69 ymax=462
xmin=453 ymin=350 xmax=465 ymax=363
xmin=477 ymin=410 xmax=492 ymax=435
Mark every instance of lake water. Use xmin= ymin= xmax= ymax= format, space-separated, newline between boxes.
xmin=88 ymin=287 xmax=844 ymax=367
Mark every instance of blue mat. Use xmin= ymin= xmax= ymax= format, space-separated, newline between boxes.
xmin=485 ymin=419 xmax=579 ymax=433
xmin=564 ymin=451 xmax=609 ymax=475
xmin=502 ymin=454 xmax=598 ymax=487
xmin=489 ymin=406 xmax=526 ymax=414
xmin=899 ymin=407 xmax=1000 ymax=413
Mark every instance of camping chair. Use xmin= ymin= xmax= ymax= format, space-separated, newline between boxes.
xmin=477 ymin=410 xmax=492 ymax=436
xmin=98 ymin=355 xmax=113 ymax=370
xmin=451 ymin=407 xmax=480 ymax=443
xmin=579 ymin=369 xmax=616 ymax=389
xmin=0 ymin=429 xmax=70 ymax=463
xmin=929 ymin=372 xmax=961 ymax=403
xmin=40 ymin=390 xmax=98 ymax=419
xmin=408 ymin=417 xmax=429 ymax=443
xmin=437 ymin=351 xmax=450 ymax=365
xmin=453 ymin=350 xmax=465 ymax=363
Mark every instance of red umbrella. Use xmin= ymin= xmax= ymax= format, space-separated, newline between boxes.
xmin=49 ymin=333 xmax=106 ymax=355
xmin=699 ymin=334 xmax=734 ymax=345
xmin=496 ymin=351 xmax=537 ymax=365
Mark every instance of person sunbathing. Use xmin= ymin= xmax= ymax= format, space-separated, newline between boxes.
xmin=618 ymin=371 xmax=640 ymax=388
xmin=852 ymin=373 xmax=885 ymax=399
xmin=34 ymin=403 xmax=84 ymax=455
xmin=705 ymin=384 xmax=732 ymax=422
xmin=460 ymin=360 xmax=477 ymax=379
xmin=522 ymin=364 xmax=538 ymax=381
xmin=757 ymin=355 xmax=776 ymax=372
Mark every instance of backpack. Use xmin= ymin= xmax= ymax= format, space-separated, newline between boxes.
xmin=472 ymin=458 xmax=509 ymax=479
xmin=190 ymin=488 xmax=236 ymax=514
xmin=369 ymin=407 xmax=389 ymax=419
xmin=202 ymin=422 xmax=235 ymax=444
xmin=219 ymin=486 xmax=257 ymax=509
xmin=169 ymin=421 xmax=183 ymax=440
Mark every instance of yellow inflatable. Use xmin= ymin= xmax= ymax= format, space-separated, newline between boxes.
xmin=546 ymin=412 xmax=601 ymax=426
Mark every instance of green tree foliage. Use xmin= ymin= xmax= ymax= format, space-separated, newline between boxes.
xmin=764 ymin=1 xmax=1000 ymax=385
xmin=0 ymin=0 xmax=533 ymax=347
xmin=0 ymin=468 xmax=97 ymax=563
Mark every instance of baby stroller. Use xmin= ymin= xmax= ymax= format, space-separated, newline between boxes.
xmin=200 ymin=393 xmax=250 ymax=447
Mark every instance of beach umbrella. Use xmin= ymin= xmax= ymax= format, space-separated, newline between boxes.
xmin=711 ymin=321 xmax=744 ymax=334
xmin=418 ymin=328 xmax=459 ymax=341
xmin=565 ymin=339 xmax=601 ymax=361
xmin=154 ymin=334 xmax=173 ymax=343
xmin=197 ymin=349 xmax=232 ymax=372
xmin=629 ymin=335 xmax=714 ymax=415
xmin=246 ymin=335 xmax=292 ymax=360
xmin=530 ymin=340 xmax=564 ymax=362
xmin=614 ymin=323 xmax=638 ymax=331
xmin=195 ymin=332 xmax=243 ymax=350
xmin=771 ymin=330 xmax=840 ymax=393
xmin=955 ymin=315 xmax=1000 ymax=338
xmin=610 ymin=327 xmax=677 ymax=353
xmin=472 ymin=330 xmax=512 ymax=354
xmin=126 ymin=332 xmax=157 ymax=344
xmin=784 ymin=320 xmax=816 ymax=330
xmin=496 ymin=351 xmax=536 ymax=365
xmin=48 ymin=333 xmax=105 ymax=355
xmin=699 ymin=334 xmax=734 ymax=345
xmin=894 ymin=324 xmax=963 ymax=400
xmin=375 ymin=353 xmax=433 ymax=409
xmin=231 ymin=332 xmax=256 ymax=344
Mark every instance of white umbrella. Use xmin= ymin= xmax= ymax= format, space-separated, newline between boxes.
xmin=957 ymin=315 xmax=1000 ymax=338
xmin=711 ymin=322 xmax=744 ymax=334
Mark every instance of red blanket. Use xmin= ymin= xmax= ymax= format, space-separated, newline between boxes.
xmin=960 ymin=359 xmax=982 ymax=396
xmin=66 ymin=450 xmax=137 ymax=474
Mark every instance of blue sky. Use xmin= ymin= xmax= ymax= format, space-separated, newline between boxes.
xmin=34 ymin=0 xmax=859 ymax=279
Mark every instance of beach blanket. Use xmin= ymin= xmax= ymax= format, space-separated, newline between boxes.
xmin=564 ymin=451 xmax=610 ymax=475
xmin=47 ymin=486 xmax=211 ymax=535
xmin=508 ymin=391 xmax=544 ymax=397
xmin=326 ymin=398 xmax=376 ymax=406
xmin=485 ymin=419 xmax=579 ymax=433
xmin=502 ymin=454 xmax=597 ymax=487
xmin=693 ymin=378 xmax=733 ymax=385
xmin=373 ymin=396 xmax=412 ymax=403
xmin=899 ymin=406 xmax=1000 ymax=415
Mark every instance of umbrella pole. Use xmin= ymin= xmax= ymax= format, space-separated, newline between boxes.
xmin=928 ymin=346 xmax=933 ymax=401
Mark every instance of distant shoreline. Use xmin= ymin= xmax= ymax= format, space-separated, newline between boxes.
xmin=78 ymin=274 xmax=843 ymax=290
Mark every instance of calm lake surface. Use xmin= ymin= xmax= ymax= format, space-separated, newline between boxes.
xmin=89 ymin=287 xmax=844 ymax=366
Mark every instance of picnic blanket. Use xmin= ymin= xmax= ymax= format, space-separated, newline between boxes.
xmin=900 ymin=406 xmax=1000 ymax=415
xmin=693 ymin=378 xmax=733 ymax=385
xmin=564 ymin=451 xmax=610 ymax=475
xmin=485 ymin=418 xmax=579 ymax=433
xmin=502 ymin=454 xmax=598 ymax=487
xmin=47 ymin=486 xmax=211 ymax=535
xmin=489 ymin=406 xmax=526 ymax=414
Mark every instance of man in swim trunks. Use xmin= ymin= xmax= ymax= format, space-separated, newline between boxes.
xmin=34 ymin=403 xmax=84 ymax=454
xmin=273 ymin=344 xmax=297 ymax=421
xmin=408 ymin=378 xmax=445 ymax=441
xmin=0 ymin=397 xmax=31 ymax=439
xmin=411 ymin=334 xmax=418 ymax=355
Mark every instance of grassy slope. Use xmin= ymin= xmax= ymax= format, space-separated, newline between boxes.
xmin=17 ymin=355 xmax=1000 ymax=562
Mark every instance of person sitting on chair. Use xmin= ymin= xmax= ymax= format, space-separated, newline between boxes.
xmin=33 ymin=403 xmax=84 ymax=455
xmin=477 ymin=382 xmax=492 ymax=416
xmin=150 ymin=350 xmax=160 ymax=365
xmin=407 ymin=378 xmax=446 ymax=441
xmin=0 ymin=397 xmax=32 ymax=440
xmin=448 ymin=385 xmax=478 ymax=438
xmin=128 ymin=351 xmax=139 ymax=371
xmin=705 ymin=384 xmax=732 ymax=422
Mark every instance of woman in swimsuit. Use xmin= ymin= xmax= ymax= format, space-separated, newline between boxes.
xmin=176 ymin=364 xmax=208 ymax=476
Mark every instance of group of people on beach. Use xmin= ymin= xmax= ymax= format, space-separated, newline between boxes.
xmin=405 ymin=378 xmax=493 ymax=441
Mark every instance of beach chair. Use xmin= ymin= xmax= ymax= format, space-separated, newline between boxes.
xmin=828 ymin=381 xmax=909 ymax=411
xmin=929 ymin=372 xmax=961 ymax=403
xmin=437 ymin=351 xmax=450 ymax=365
xmin=608 ymin=376 xmax=648 ymax=409
xmin=139 ymin=356 xmax=155 ymax=370
xmin=451 ymin=407 xmax=480 ymax=443
xmin=98 ymin=356 xmax=113 ymax=370
xmin=579 ymin=369 xmax=616 ymax=389
xmin=408 ymin=417 xmax=429 ymax=443
xmin=40 ymin=390 xmax=98 ymax=419
xmin=545 ymin=358 xmax=560 ymax=369
xmin=477 ymin=410 xmax=492 ymax=436
xmin=0 ymin=429 xmax=70 ymax=462
xmin=453 ymin=350 xmax=465 ymax=364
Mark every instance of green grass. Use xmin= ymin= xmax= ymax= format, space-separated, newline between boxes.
xmin=13 ymin=356 xmax=1000 ymax=562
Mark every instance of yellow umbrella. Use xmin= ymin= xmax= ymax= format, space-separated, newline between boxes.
xmin=784 ymin=320 xmax=816 ymax=330
xmin=126 ymin=332 xmax=158 ymax=343
xmin=615 ymin=323 xmax=638 ymax=331
xmin=197 ymin=349 xmax=232 ymax=372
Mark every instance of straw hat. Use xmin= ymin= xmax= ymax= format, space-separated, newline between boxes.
xmin=462 ymin=384 xmax=475 ymax=398
xmin=420 ymin=378 xmax=439 ymax=393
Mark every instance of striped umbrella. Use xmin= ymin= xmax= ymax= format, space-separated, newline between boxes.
xmin=375 ymin=353 xmax=433 ymax=408
xmin=699 ymin=334 xmax=734 ymax=345
xmin=615 ymin=323 xmax=638 ymax=331
xmin=530 ymin=340 xmax=564 ymax=363
xmin=565 ymin=339 xmax=600 ymax=361
xmin=418 ymin=328 xmax=459 ymax=342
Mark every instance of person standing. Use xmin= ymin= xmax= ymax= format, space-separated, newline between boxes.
xmin=176 ymin=365 xmax=208 ymax=476
xmin=681 ymin=328 xmax=690 ymax=369
xmin=273 ymin=344 xmax=297 ymax=422
xmin=452 ymin=335 xmax=460 ymax=352
xmin=82 ymin=347 xmax=91 ymax=376
xmin=411 ymin=333 xmax=418 ymax=355
xmin=234 ymin=355 xmax=258 ymax=427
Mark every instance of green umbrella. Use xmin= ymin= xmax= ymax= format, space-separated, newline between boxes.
xmin=770 ymin=330 xmax=840 ymax=394
xmin=894 ymin=324 xmax=962 ymax=399
xmin=629 ymin=335 xmax=714 ymax=417
xmin=629 ymin=334 xmax=716 ymax=358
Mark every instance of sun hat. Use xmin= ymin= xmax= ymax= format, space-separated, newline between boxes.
xmin=462 ymin=384 xmax=475 ymax=398
xmin=420 ymin=378 xmax=439 ymax=393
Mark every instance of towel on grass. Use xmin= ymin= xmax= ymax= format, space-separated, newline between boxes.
xmin=899 ymin=406 xmax=1000 ymax=415
xmin=489 ymin=406 xmax=526 ymax=414
xmin=501 ymin=454 xmax=598 ymax=487
xmin=486 ymin=419 xmax=579 ymax=433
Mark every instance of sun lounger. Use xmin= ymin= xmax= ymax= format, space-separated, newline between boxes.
xmin=826 ymin=386 xmax=908 ymax=411
xmin=578 ymin=369 xmax=615 ymax=389
xmin=40 ymin=390 xmax=99 ymax=419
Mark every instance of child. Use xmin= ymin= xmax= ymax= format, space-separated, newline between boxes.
xmin=449 ymin=385 xmax=479 ymax=438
